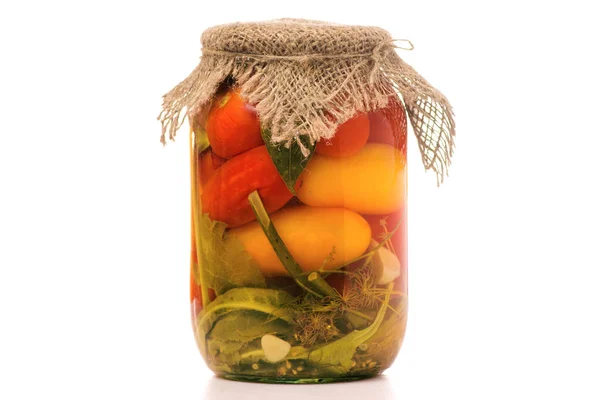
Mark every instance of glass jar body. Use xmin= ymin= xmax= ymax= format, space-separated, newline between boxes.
xmin=189 ymin=87 xmax=407 ymax=383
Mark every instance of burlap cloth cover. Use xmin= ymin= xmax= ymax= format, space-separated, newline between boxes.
xmin=159 ymin=19 xmax=455 ymax=183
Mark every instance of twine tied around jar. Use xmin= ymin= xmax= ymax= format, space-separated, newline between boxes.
xmin=158 ymin=19 xmax=456 ymax=184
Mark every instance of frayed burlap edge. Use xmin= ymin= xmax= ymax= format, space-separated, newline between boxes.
xmin=158 ymin=22 xmax=455 ymax=184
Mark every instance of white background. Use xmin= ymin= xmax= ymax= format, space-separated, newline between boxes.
xmin=1 ymin=1 xmax=599 ymax=399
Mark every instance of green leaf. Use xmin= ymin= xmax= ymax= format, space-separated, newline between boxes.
xmin=192 ymin=119 xmax=210 ymax=153
xmin=208 ymin=339 xmax=246 ymax=357
xmin=196 ymin=287 xmax=295 ymax=335
xmin=210 ymin=311 xmax=292 ymax=343
xmin=236 ymin=283 xmax=395 ymax=371
xmin=207 ymin=311 xmax=292 ymax=366
xmin=261 ymin=130 xmax=315 ymax=195
xmin=193 ymin=213 xmax=266 ymax=296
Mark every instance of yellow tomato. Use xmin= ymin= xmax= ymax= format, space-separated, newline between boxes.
xmin=228 ymin=206 xmax=371 ymax=276
xmin=297 ymin=143 xmax=406 ymax=215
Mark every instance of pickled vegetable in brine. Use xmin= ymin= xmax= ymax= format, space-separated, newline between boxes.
xmin=190 ymin=87 xmax=408 ymax=383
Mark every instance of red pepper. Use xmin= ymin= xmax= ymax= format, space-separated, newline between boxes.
xmin=315 ymin=113 xmax=370 ymax=158
xmin=368 ymin=96 xmax=407 ymax=154
xmin=201 ymin=145 xmax=294 ymax=227
xmin=198 ymin=149 xmax=226 ymax=190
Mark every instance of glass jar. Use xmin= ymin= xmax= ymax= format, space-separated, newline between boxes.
xmin=189 ymin=85 xmax=408 ymax=383
xmin=159 ymin=18 xmax=454 ymax=384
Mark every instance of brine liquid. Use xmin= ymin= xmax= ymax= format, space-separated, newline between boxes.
xmin=190 ymin=92 xmax=407 ymax=382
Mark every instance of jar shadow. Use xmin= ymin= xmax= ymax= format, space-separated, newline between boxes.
xmin=203 ymin=374 xmax=396 ymax=400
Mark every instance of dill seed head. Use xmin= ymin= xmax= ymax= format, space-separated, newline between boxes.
xmin=341 ymin=262 xmax=384 ymax=310
xmin=294 ymin=311 xmax=341 ymax=347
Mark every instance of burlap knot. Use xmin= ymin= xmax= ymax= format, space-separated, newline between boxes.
xmin=158 ymin=19 xmax=456 ymax=184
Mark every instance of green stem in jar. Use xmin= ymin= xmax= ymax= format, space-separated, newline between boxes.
xmin=344 ymin=308 xmax=374 ymax=322
xmin=190 ymin=127 xmax=211 ymax=307
xmin=247 ymin=190 xmax=338 ymax=299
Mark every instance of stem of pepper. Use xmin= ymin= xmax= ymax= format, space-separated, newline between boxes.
xmin=190 ymin=127 xmax=211 ymax=307
xmin=247 ymin=191 xmax=339 ymax=299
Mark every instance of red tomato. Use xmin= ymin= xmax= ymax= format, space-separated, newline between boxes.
xmin=315 ymin=113 xmax=370 ymax=158
xmin=201 ymin=146 xmax=294 ymax=227
xmin=368 ymin=96 xmax=407 ymax=154
xmin=198 ymin=149 xmax=226 ymax=189
xmin=205 ymin=88 xmax=263 ymax=158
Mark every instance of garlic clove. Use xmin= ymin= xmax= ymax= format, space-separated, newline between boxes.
xmin=261 ymin=334 xmax=291 ymax=363
xmin=369 ymin=239 xmax=401 ymax=285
